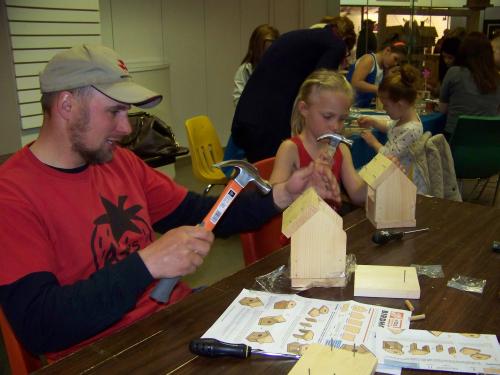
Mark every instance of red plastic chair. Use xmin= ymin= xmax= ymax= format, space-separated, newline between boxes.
xmin=0 ymin=307 xmax=41 ymax=375
xmin=239 ymin=157 xmax=285 ymax=266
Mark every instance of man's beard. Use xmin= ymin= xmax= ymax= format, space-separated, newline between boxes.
xmin=69 ymin=106 xmax=113 ymax=165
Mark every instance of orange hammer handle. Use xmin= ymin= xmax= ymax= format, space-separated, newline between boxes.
xmin=202 ymin=180 xmax=243 ymax=231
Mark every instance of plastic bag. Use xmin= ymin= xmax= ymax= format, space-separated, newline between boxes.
xmin=447 ymin=275 xmax=486 ymax=294
xmin=254 ymin=254 xmax=357 ymax=294
xmin=410 ymin=264 xmax=444 ymax=278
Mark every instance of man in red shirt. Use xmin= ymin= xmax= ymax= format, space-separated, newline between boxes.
xmin=0 ymin=44 xmax=339 ymax=360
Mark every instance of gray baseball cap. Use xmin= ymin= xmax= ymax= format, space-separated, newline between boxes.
xmin=39 ymin=44 xmax=162 ymax=108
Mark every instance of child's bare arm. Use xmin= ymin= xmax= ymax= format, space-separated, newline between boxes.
xmin=339 ymin=144 xmax=367 ymax=206
xmin=269 ymin=140 xmax=299 ymax=184
xmin=351 ymin=55 xmax=378 ymax=94
xmin=357 ymin=116 xmax=389 ymax=132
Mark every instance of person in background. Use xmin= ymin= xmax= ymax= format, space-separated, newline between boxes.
xmin=437 ymin=37 xmax=461 ymax=86
xmin=231 ymin=16 xmax=356 ymax=163
xmin=223 ymin=24 xmax=280 ymax=164
xmin=433 ymin=28 xmax=449 ymax=54
xmin=270 ymin=69 xmax=368 ymax=209
xmin=0 ymin=44 xmax=338 ymax=361
xmin=347 ymin=35 xmax=407 ymax=108
xmin=356 ymin=19 xmax=377 ymax=59
xmin=358 ymin=64 xmax=426 ymax=193
xmin=491 ymin=31 xmax=500 ymax=72
xmin=439 ymin=32 xmax=500 ymax=139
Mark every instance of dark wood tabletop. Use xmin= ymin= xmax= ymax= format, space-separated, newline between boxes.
xmin=35 ymin=196 xmax=500 ymax=375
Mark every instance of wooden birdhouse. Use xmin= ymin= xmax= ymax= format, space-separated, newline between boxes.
xmin=359 ymin=154 xmax=416 ymax=229
xmin=282 ymin=187 xmax=346 ymax=289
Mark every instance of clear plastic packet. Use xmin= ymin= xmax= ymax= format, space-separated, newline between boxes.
xmin=254 ymin=265 xmax=294 ymax=294
xmin=410 ymin=264 xmax=444 ymax=278
xmin=253 ymin=253 xmax=357 ymax=294
xmin=447 ymin=275 xmax=486 ymax=294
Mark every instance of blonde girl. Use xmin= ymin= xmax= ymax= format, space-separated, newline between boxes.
xmin=270 ymin=69 xmax=367 ymax=208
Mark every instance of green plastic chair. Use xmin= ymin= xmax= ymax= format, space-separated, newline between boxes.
xmin=449 ymin=115 xmax=500 ymax=205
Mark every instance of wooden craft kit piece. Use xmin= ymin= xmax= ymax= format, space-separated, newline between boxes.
xmin=358 ymin=153 xmax=417 ymax=229
xmin=274 ymin=300 xmax=296 ymax=309
xmin=239 ymin=297 xmax=263 ymax=307
xmin=287 ymin=342 xmax=310 ymax=356
xmin=246 ymin=330 xmax=274 ymax=344
xmin=383 ymin=341 xmax=404 ymax=355
xmin=405 ymin=299 xmax=415 ymax=312
xmin=258 ymin=315 xmax=286 ymax=326
xmin=354 ymin=265 xmax=421 ymax=299
xmin=288 ymin=343 xmax=377 ymax=375
xmin=410 ymin=313 xmax=426 ymax=321
xmin=282 ymin=187 xmax=347 ymax=288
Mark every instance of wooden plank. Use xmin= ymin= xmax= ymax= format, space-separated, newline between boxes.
xmin=18 ymin=89 xmax=42 ymax=104
xmin=11 ymin=35 xmax=101 ymax=49
xmin=289 ymin=343 xmax=377 ymax=375
xmin=7 ymin=7 xmax=100 ymax=22
xmin=21 ymin=115 xmax=42 ymax=130
xmin=354 ymin=265 xmax=420 ymax=299
xmin=358 ymin=153 xmax=394 ymax=188
xmin=282 ymin=187 xmax=323 ymax=237
xmin=20 ymin=102 xmax=41 ymax=117
xmin=6 ymin=0 xmax=99 ymax=9
xmin=13 ymin=48 xmax=66 ymax=63
xmin=14 ymin=62 xmax=46 ymax=77
xmin=9 ymin=22 xmax=100 ymax=36
xmin=16 ymin=76 xmax=39 ymax=90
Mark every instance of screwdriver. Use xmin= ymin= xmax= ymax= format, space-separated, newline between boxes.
xmin=372 ymin=228 xmax=430 ymax=245
xmin=189 ymin=338 xmax=300 ymax=360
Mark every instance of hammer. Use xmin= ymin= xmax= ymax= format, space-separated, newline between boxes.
xmin=150 ymin=160 xmax=271 ymax=303
xmin=316 ymin=133 xmax=354 ymax=166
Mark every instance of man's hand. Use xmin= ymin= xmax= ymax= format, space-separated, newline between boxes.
xmin=139 ymin=226 xmax=214 ymax=279
xmin=271 ymin=162 xmax=341 ymax=209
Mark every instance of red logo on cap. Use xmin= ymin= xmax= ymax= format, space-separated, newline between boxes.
xmin=117 ymin=59 xmax=129 ymax=73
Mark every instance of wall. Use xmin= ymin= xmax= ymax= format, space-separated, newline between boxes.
xmin=0 ymin=0 xmax=334 ymax=154
xmin=160 ymin=0 xmax=333 ymax=148
xmin=1 ymin=0 xmax=497 ymax=155
xmin=0 ymin=0 xmax=21 ymax=154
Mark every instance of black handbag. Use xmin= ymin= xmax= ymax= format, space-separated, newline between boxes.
xmin=120 ymin=112 xmax=188 ymax=166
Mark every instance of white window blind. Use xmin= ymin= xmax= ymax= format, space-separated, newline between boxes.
xmin=6 ymin=0 xmax=101 ymax=130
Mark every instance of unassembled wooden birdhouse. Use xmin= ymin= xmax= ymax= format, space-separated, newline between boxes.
xmin=282 ymin=187 xmax=346 ymax=289
xmin=359 ymin=154 xmax=417 ymax=229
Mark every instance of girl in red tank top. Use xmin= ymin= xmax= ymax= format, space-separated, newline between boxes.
xmin=270 ymin=69 xmax=368 ymax=209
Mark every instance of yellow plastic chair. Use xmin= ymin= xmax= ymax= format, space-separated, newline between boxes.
xmin=185 ymin=116 xmax=227 ymax=194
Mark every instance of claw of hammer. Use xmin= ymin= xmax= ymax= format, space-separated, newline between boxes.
xmin=316 ymin=133 xmax=354 ymax=165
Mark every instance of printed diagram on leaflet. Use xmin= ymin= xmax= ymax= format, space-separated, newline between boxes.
xmin=375 ymin=329 xmax=500 ymax=374
xmin=201 ymin=289 xmax=411 ymax=360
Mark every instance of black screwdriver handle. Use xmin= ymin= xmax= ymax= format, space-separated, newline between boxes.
xmin=372 ymin=230 xmax=404 ymax=244
xmin=189 ymin=338 xmax=251 ymax=358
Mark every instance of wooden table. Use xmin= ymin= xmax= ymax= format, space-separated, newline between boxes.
xmin=36 ymin=196 xmax=500 ymax=374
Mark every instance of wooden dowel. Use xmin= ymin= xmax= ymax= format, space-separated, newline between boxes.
xmin=405 ymin=299 xmax=415 ymax=312
xmin=410 ymin=313 xmax=426 ymax=321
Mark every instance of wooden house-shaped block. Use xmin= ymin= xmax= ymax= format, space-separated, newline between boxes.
xmin=359 ymin=154 xmax=417 ymax=229
xmin=282 ymin=187 xmax=346 ymax=289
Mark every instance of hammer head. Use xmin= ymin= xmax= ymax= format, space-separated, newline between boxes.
xmin=316 ymin=133 xmax=353 ymax=148
xmin=213 ymin=160 xmax=271 ymax=194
